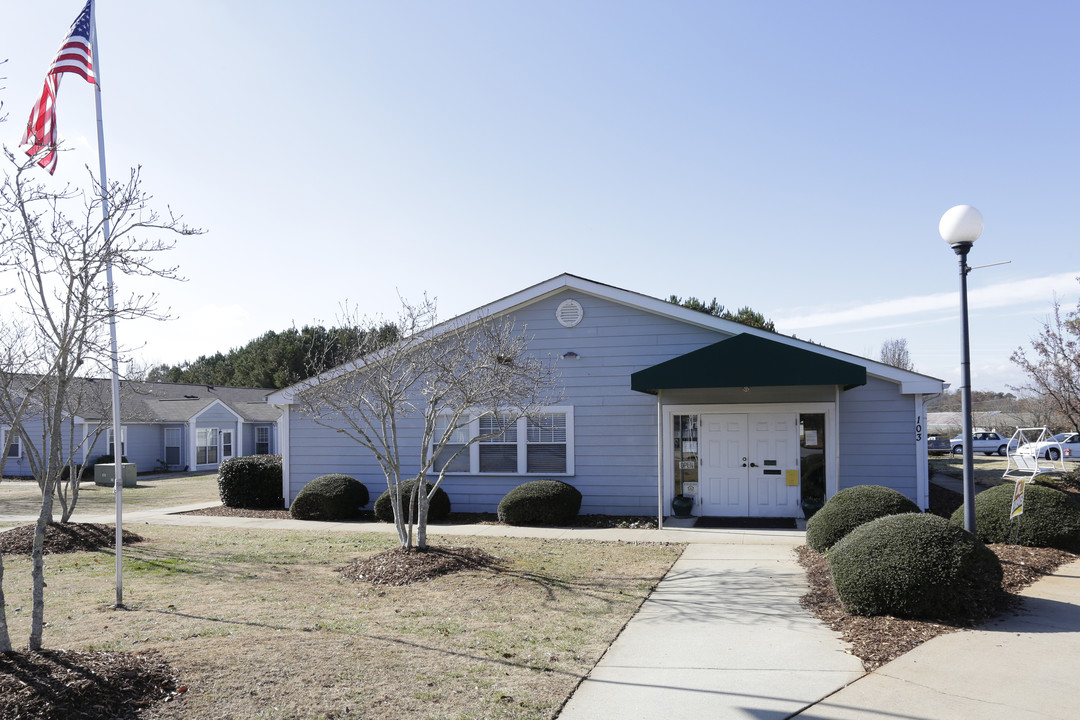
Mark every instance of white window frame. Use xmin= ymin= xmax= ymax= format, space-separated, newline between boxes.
xmin=3 ymin=427 xmax=21 ymax=460
xmin=164 ymin=427 xmax=182 ymax=466
xmin=196 ymin=427 xmax=220 ymax=465
xmin=222 ymin=429 xmax=234 ymax=459
xmin=255 ymin=426 xmax=270 ymax=455
xmin=433 ymin=406 xmax=574 ymax=476
xmin=107 ymin=426 xmax=127 ymax=457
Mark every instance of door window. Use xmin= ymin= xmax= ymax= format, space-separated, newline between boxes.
xmin=799 ymin=414 xmax=826 ymax=506
xmin=673 ymin=415 xmax=699 ymax=496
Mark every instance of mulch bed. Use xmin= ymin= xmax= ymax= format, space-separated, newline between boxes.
xmin=0 ymin=523 xmax=144 ymax=555
xmin=341 ymin=545 xmax=504 ymax=586
xmin=0 ymin=649 xmax=182 ymax=720
xmin=796 ymin=542 xmax=1077 ymax=670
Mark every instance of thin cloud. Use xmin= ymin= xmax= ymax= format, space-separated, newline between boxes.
xmin=775 ymin=272 xmax=1079 ymax=331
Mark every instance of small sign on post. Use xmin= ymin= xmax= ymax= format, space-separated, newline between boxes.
xmin=1010 ymin=480 xmax=1026 ymax=519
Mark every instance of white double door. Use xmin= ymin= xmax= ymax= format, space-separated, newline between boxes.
xmin=699 ymin=413 xmax=800 ymax=517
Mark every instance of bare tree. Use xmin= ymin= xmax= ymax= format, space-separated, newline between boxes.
xmin=294 ymin=297 xmax=560 ymax=550
xmin=0 ymin=149 xmax=197 ymax=651
xmin=1011 ymin=289 xmax=1080 ymax=433
xmin=879 ymin=338 xmax=915 ymax=371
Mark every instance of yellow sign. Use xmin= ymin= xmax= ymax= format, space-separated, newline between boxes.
xmin=785 ymin=469 xmax=799 ymax=486
xmin=1010 ymin=481 xmax=1025 ymax=519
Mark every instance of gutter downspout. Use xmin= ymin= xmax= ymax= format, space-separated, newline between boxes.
xmin=656 ymin=390 xmax=663 ymax=530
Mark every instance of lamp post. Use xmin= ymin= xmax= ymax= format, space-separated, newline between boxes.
xmin=939 ymin=204 xmax=983 ymax=534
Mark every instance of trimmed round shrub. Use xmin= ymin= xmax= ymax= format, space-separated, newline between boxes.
xmin=949 ymin=483 xmax=1080 ymax=552
xmin=374 ymin=478 xmax=451 ymax=523
xmin=218 ymin=454 xmax=283 ymax=509
xmin=498 ymin=479 xmax=582 ymax=526
xmin=805 ymin=485 xmax=920 ymax=552
xmin=290 ymin=474 xmax=369 ymax=521
xmin=829 ymin=512 xmax=1003 ymax=620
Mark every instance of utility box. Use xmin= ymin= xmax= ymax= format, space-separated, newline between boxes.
xmin=94 ymin=463 xmax=137 ymax=488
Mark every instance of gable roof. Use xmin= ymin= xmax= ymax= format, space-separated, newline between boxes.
xmin=63 ymin=379 xmax=280 ymax=424
xmin=269 ymin=273 xmax=943 ymax=402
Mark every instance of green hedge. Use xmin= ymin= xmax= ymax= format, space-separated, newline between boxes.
xmin=290 ymin=474 xmax=369 ymax=521
xmin=217 ymin=455 xmax=283 ymax=509
xmin=950 ymin=483 xmax=1080 ymax=552
xmin=829 ymin=513 xmax=1003 ymax=620
xmin=805 ymin=485 xmax=920 ymax=552
xmin=374 ymin=478 xmax=451 ymax=523
xmin=498 ymin=479 xmax=582 ymax=526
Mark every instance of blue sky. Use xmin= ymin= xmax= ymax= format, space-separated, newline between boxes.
xmin=1 ymin=1 xmax=1077 ymax=395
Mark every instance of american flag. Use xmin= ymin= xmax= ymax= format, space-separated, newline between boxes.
xmin=23 ymin=0 xmax=97 ymax=174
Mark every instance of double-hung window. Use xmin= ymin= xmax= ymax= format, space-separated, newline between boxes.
xmin=255 ymin=426 xmax=270 ymax=455
xmin=432 ymin=407 xmax=573 ymax=475
xmin=164 ymin=428 xmax=182 ymax=466
xmin=3 ymin=429 xmax=20 ymax=459
xmin=196 ymin=428 xmax=219 ymax=465
xmin=107 ymin=427 xmax=126 ymax=457
xmin=527 ymin=413 xmax=567 ymax=473
xmin=479 ymin=416 xmax=518 ymax=472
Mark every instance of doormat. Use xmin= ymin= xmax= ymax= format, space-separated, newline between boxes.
xmin=694 ymin=516 xmax=797 ymax=529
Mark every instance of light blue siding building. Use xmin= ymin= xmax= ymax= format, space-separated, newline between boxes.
xmin=270 ymin=275 xmax=944 ymax=520
xmin=3 ymin=380 xmax=281 ymax=477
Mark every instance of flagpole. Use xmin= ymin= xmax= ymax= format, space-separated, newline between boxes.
xmin=88 ymin=1 xmax=125 ymax=611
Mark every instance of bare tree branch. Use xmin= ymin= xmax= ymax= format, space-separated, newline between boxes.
xmin=294 ymin=296 xmax=560 ymax=549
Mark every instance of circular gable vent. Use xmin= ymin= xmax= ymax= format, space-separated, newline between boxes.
xmin=556 ymin=299 xmax=583 ymax=328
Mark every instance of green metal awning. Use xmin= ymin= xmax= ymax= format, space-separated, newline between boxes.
xmin=630 ymin=333 xmax=867 ymax=394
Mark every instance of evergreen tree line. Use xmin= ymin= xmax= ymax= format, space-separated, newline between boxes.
xmin=145 ymin=324 xmax=399 ymax=389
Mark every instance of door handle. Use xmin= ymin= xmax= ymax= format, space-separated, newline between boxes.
xmin=749 ymin=462 xmax=758 ymax=468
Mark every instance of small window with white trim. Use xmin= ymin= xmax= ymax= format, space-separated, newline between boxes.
xmin=107 ymin=427 xmax=126 ymax=457
xmin=3 ymin=429 xmax=20 ymax=459
xmin=255 ymin=426 xmax=271 ymax=455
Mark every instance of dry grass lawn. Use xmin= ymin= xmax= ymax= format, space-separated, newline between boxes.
xmin=0 ymin=472 xmax=220 ymax=517
xmin=2 ymin=525 xmax=683 ymax=719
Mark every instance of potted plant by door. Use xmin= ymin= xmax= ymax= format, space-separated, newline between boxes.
xmin=671 ymin=494 xmax=694 ymax=518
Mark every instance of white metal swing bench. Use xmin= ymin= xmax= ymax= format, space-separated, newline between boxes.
xmin=1003 ymin=427 xmax=1067 ymax=481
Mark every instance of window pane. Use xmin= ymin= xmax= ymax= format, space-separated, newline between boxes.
xmin=528 ymin=414 xmax=566 ymax=443
xmin=435 ymin=416 xmax=470 ymax=444
xmin=479 ymin=416 xmax=517 ymax=443
xmin=434 ymin=444 xmax=469 ymax=472
xmin=479 ymin=444 xmax=517 ymax=472
xmin=527 ymin=444 xmax=566 ymax=473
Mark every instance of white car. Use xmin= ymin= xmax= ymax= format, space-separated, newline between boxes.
xmin=949 ymin=431 xmax=1014 ymax=456
xmin=1021 ymin=432 xmax=1080 ymax=461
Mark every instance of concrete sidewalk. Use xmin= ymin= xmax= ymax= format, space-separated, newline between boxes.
xmin=794 ymin=557 xmax=1080 ymax=720
xmin=557 ymin=542 xmax=865 ymax=719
